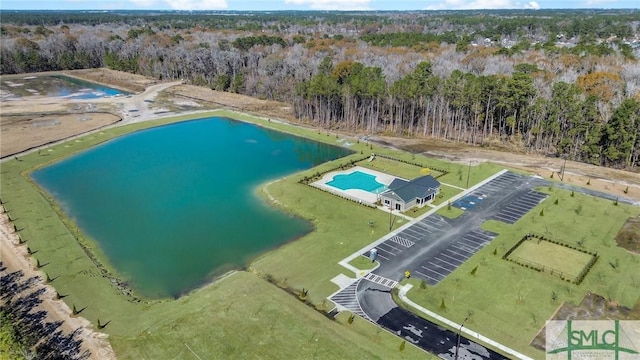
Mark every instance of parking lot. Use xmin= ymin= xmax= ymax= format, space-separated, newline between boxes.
xmin=491 ymin=190 xmax=547 ymax=224
xmin=414 ymin=228 xmax=497 ymax=285
xmin=361 ymin=171 xmax=547 ymax=285
xmin=366 ymin=214 xmax=452 ymax=263
xmin=330 ymin=170 xmax=547 ymax=359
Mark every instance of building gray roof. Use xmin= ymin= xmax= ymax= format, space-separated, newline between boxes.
xmin=382 ymin=175 xmax=440 ymax=203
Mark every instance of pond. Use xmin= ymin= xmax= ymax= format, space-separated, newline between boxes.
xmin=32 ymin=117 xmax=352 ymax=298
xmin=1 ymin=74 xmax=130 ymax=99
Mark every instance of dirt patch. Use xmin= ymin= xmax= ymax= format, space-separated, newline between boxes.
xmin=374 ymin=136 xmax=640 ymax=203
xmin=166 ymin=85 xmax=295 ymax=121
xmin=1 ymin=113 xmax=121 ymax=158
xmin=62 ymin=68 xmax=156 ymax=93
xmin=616 ymin=217 xmax=640 ymax=254
xmin=530 ymin=292 xmax=640 ymax=351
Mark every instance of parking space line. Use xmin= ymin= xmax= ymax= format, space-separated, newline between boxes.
xmin=431 ymin=258 xmax=458 ymax=269
xmin=508 ymin=203 xmax=531 ymax=212
xmin=382 ymin=242 xmax=403 ymax=252
xmin=376 ymin=247 xmax=396 ymax=256
xmin=440 ymin=252 xmax=465 ymax=264
xmin=494 ymin=215 xmax=515 ymax=223
xmin=465 ymin=234 xmax=489 ymax=243
xmin=405 ymin=225 xmax=430 ymax=234
xmin=403 ymin=228 xmax=428 ymax=238
xmin=445 ymin=249 xmax=468 ymax=261
xmin=496 ymin=214 xmax=518 ymax=222
xmin=451 ymin=244 xmax=474 ymax=255
xmin=415 ymin=270 xmax=441 ymax=283
xmin=421 ymin=266 xmax=448 ymax=278
xmin=499 ymin=213 xmax=522 ymax=221
xmin=426 ymin=261 xmax=452 ymax=272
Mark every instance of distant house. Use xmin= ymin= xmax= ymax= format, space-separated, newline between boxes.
xmin=379 ymin=175 xmax=440 ymax=211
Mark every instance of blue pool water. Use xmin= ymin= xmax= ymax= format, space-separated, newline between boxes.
xmin=327 ymin=171 xmax=386 ymax=193
xmin=32 ymin=117 xmax=352 ymax=298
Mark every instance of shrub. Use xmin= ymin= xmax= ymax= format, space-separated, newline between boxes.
xmin=470 ymin=265 xmax=478 ymax=275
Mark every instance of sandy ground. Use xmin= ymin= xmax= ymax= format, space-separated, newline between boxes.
xmin=374 ymin=136 xmax=640 ymax=203
xmin=0 ymin=211 xmax=116 ymax=359
xmin=1 ymin=68 xmax=639 ymax=358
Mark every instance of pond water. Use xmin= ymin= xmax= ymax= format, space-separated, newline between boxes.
xmin=32 ymin=117 xmax=352 ymax=298
xmin=1 ymin=75 xmax=129 ymax=99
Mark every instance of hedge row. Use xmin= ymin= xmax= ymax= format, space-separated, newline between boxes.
xmin=307 ymin=183 xmax=377 ymax=208
xmin=374 ymin=154 xmax=450 ymax=178
xmin=298 ymin=155 xmax=370 ymax=185
xmin=528 ymin=232 xmax=598 ymax=257
xmin=575 ymin=254 xmax=599 ymax=286
xmin=503 ymin=233 xmax=599 ymax=285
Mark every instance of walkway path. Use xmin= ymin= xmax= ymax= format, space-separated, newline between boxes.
xmin=398 ymin=284 xmax=534 ymax=360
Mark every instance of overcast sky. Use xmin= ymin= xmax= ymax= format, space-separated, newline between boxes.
xmin=1 ymin=0 xmax=638 ymax=11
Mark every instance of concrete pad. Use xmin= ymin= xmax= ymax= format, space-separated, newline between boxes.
xmin=331 ymin=273 xmax=358 ymax=289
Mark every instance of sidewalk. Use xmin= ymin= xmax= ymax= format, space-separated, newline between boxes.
xmin=398 ymin=284 xmax=534 ymax=360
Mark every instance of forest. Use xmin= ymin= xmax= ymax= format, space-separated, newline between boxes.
xmin=1 ymin=10 xmax=639 ymax=168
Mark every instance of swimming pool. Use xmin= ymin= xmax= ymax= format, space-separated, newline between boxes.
xmin=326 ymin=171 xmax=387 ymax=193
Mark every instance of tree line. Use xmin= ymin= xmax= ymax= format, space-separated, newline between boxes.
xmin=0 ymin=10 xmax=638 ymax=169
xmin=295 ymin=59 xmax=639 ymax=168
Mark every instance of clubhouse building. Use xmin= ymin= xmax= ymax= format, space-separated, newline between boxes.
xmin=379 ymin=175 xmax=440 ymax=211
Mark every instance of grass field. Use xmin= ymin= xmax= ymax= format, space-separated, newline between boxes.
xmin=10 ymin=108 xmax=631 ymax=359
xmin=1 ymin=110 xmax=470 ymax=359
xmin=507 ymin=238 xmax=593 ymax=280
xmin=404 ymin=187 xmax=640 ymax=358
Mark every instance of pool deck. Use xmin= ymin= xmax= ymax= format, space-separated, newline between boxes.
xmin=311 ymin=166 xmax=401 ymax=205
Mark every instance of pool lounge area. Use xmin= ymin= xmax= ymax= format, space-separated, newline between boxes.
xmin=312 ymin=167 xmax=399 ymax=205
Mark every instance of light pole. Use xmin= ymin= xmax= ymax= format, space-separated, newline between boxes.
xmin=559 ymin=155 xmax=567 ymax=181
xmin=455 ymin=316 xmax=469 ymax=360
xmin=388 ymin=205 xmax=393 ymax=230
xmin=466 ymin=160 xmax=472 ymax=188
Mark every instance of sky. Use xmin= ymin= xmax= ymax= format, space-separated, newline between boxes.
xmin=0 ymin=0 xmax=638 ymax=11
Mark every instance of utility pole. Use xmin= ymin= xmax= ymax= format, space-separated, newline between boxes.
xmin=455 ymin=316 xmax=470 ymax=360
xmin=559 ymin=156 xmax=567 ymax=181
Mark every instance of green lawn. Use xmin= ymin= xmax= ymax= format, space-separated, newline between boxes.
xmin=7 ymin=108 xmax=588 ymax=359
xmin=436 ymin=205 xmax=465 ymax=219
xmin=405 ymin=187 xmax=640 ymax=359
xmin=349 ymin=255 xmax=379 ymax=272
xmin=1 ymin=110 xmax=450 ymax=359
xmin=508 ymin=238 xmax=593 ymax=279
